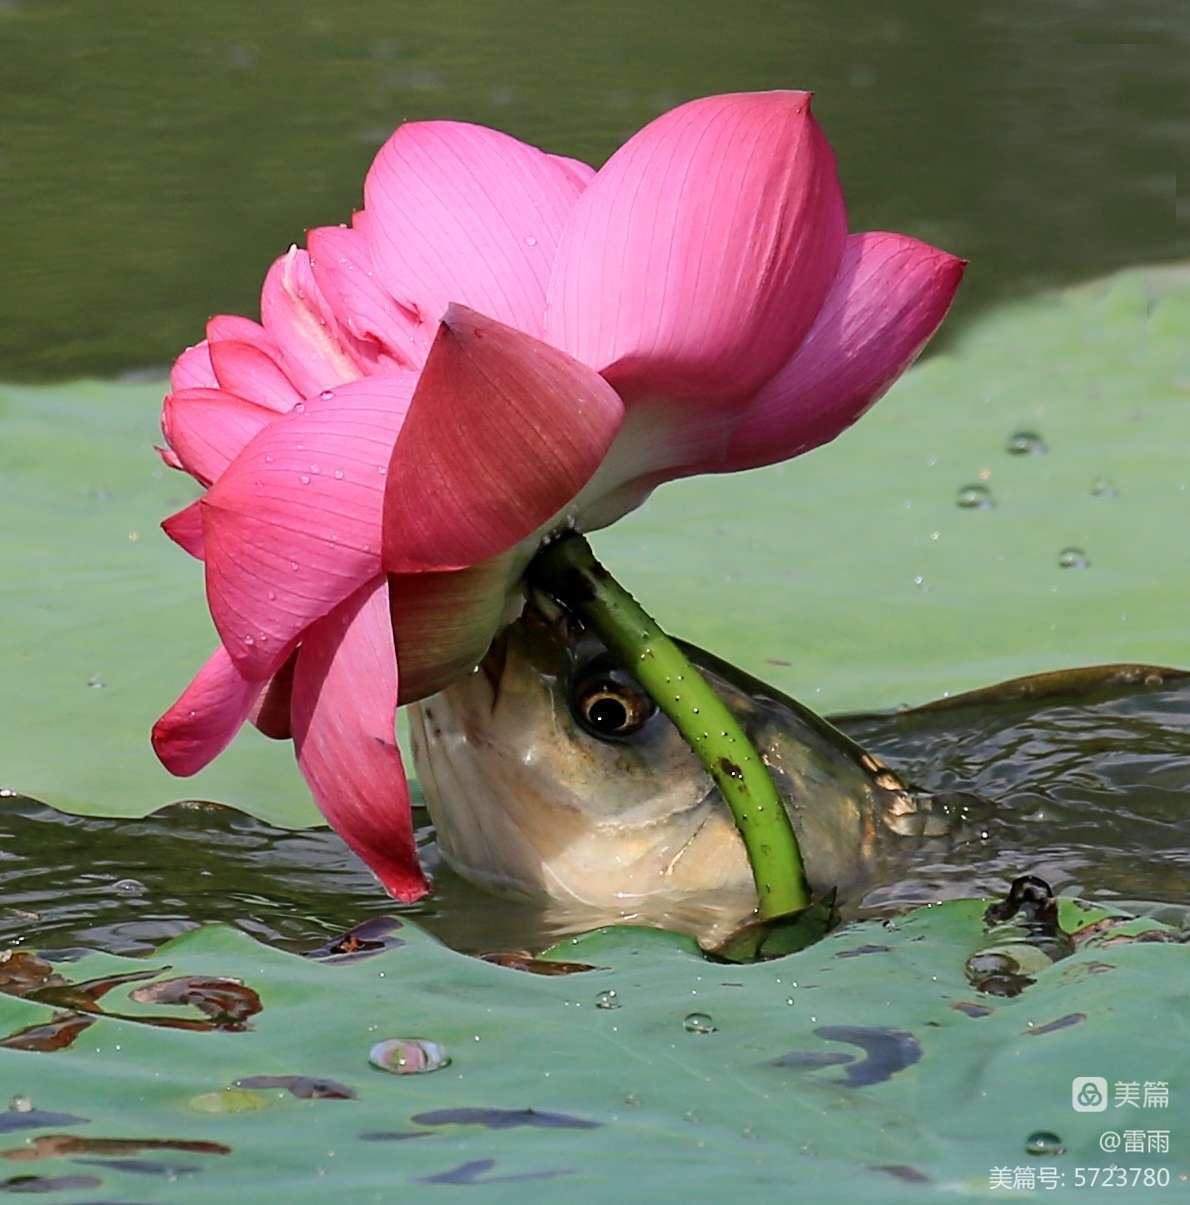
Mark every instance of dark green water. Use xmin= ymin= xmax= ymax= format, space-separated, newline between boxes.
xmin=1 ymin=0 xmax=1183 ymax=379
xmin=2 ymin=676 xmax=1185 ymax=959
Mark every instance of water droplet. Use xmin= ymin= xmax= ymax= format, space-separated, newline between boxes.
xmin=8 ymin=1096 xmax=32 ymax=1113
xmin=264 ymin=454 xmax=274 ymax=463
xmin=956 ymin=483 xmax=995 ymax=509
xmin=1025 ymin=1131 xmax=1064 ymax=1156
xmin=300 ymin=474 xmax=310 ymax=485
xmin=1006 ymin=429 xmax=1047 ymax=456
xmin=309 ymin=464 xmax=319 ymax=475
xmin=913 ymin=575 xmax=926 ymax=590
xmin=524 ymin=234 xmax=538 ymax=246
xmin=86 ymin=674 xmax=105 ymax=689
xmin=267 ymin=591 xmax=276 ymax=601
xmin=293 ymin=401 xmax=305 ymax=413
xmin=334 ymin=469 xmax=344 ymax=479
xmin=128 ymin=530 xmax=141 ymax=542
xmin=624 ymin=1092 xmax=640 ymax=1107
xmin=595 ymin=989 xmax=620 ymax=1010
xmin=112 ymin=878 xmax=146 ymax=896
xmin=243 ymin=635 xmax=254 ymax=645
xmin=320 ymin=390 xmax=335 ymax=401
xmin=290 ymin=561 xmax=299 ymax=571
xmin=1090 ymin=477 xmax=1118 ymax=497
xmin=369 ymin=1038 xmax=450 ymax=1074
xmin=785 ymin=997 xmax=795 ymax=1006
xmin=1058 ymin=546 xmax=1089 ymax=569
xmin=683 ymin=1012 xmax=716 ymax=1035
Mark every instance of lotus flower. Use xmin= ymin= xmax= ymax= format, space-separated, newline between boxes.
xmin=152 ymin=91 xmax=964 ymax=902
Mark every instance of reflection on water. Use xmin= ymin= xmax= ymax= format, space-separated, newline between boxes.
xmin=1 ymin=0 xmax=1184 ymax=378
xmin=1 ymin=676 xmax=1186 ymax=959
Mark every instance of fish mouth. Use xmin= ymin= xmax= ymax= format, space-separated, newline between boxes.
xmin=478 ymin=625 xmax=511 ymax=711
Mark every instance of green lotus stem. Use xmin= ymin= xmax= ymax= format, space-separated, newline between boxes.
xmin=528 ymin=532 xmax=810 ymax=918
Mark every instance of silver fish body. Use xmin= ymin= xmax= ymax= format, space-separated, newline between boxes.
xmin=408 ymin=607 xmax=970 ymax=942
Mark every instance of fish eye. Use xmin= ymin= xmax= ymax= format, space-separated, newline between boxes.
xmin=571 ymin=665 xmax=656 ymax=740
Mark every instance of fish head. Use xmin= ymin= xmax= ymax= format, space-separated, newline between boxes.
xmin=408 ymin=604 xmax=969 ymax=938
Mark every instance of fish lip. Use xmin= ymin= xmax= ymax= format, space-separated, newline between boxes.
xmin=479 ymin=627 xmax=511 ymax=713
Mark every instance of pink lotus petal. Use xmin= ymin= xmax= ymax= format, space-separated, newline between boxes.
xmin=207 ymin=314 xmax=281 ymax=358
xmin=250 ymin=653 xmax=296 ymax=740
xmin=162 ymin=388 xmax=276 ymax=486
xmin=209 ymin=340 xmax=303 ymax=412
xmin=549 ymin=152 xmax=597 ymax=189
xmin=389 ymin=550 xmax=523 ymax=703
xmin=156 ymin=444 xmax=184 ymax=471
xmin=722 ymin=232 xmax=967 ymax=472
xmin=170 ymin=341 xmax=217 ymax=391
xmin=260 ymin=247 xmax=362 ymax=396
xmin=202 ymin=374 xmax=416 ymax=680
xmin=546 ymin=91 xmax=847 ymax=402
xmin=291 ymin=576 xmax=428 ymax=901
xmin=152 ymin=644 xmax=262 ymax=776
xmin=363 ymin=121 xmax=586 ymax=335
xmin=162 ymin=500 xmax=205 ymax=559
xmin=382 ymin=305 xmax=624 ymax=573
xmin=308 ymin=222 xmax=423 ymax=369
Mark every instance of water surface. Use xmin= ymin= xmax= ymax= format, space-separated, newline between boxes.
xmin=2 ymin=676 xmax=1184 ymax=959
xmin=1 ymin=0 xmax=1183 ymax=378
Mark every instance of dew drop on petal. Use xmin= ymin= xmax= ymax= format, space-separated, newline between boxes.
xmin=320 ymin=390 xmax=335 ymax=401
xmin=300 ymin=475 xmax=310 ymax=485
xmin=595 ymin=989 xmax=620 ymax=1010
xmin=683 ymin=1012 xmax=716 ymax=1035
xmin=368 ymin=1038 xmax=450 ymax=1075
